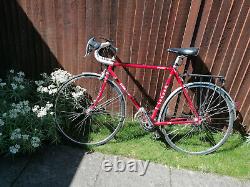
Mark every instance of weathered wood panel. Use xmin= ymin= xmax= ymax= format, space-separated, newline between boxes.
xmin=0 ymin=0 xmax=249 ymax=131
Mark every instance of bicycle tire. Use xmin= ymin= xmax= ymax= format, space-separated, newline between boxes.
xmin=55 ymin=73 xmax=126 ymax=146
xmin=158 ymin=82 xmax=235 ymax=155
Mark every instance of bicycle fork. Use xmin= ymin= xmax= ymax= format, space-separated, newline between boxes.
xmin=85 ymin=70 xmax=110 ymax=114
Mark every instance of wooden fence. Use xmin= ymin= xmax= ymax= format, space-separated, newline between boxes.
xmin=0 ymin=0 xmax=249 ymax=131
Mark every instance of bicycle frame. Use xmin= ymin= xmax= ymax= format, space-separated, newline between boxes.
xmin=92 ymin=56 xmax=201 ymax=126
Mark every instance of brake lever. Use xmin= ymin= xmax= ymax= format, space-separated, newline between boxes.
xmin=84 ymin=37 xmax=101 ymax=57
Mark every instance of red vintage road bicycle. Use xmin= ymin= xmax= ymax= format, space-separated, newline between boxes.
xmin=55 ymin=37 xmax=236 ymax=155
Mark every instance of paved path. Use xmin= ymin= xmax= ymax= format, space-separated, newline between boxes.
xmin=0 ymin=145 xmax=249 ymax=187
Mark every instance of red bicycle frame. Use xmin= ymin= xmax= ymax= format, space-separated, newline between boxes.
xmin=92 ymin=56 xmax=201 ymax=126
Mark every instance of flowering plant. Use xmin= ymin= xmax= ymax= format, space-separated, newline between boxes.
xmin=246 ymin=133 xmax=250 ymax=144
xmin=0 ymin=69 xmax=72 ymax=155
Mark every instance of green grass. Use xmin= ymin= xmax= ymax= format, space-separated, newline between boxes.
xmin=94 ymin=121 xmax=250 ymax=179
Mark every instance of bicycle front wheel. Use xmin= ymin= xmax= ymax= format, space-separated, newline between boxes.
xmin=55 ymin=73 xmax=126 ymax=146
xmin=158 ymin=82 xmax=235 ymax=155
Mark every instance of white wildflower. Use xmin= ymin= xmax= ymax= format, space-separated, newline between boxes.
xmin=10 ymin=129 xmax=22 ymax=140
xmin=50 ymin=69 xmax=72 ymax=84
xmin=17 ymin=71 xmax=25 ymax=77
xmin=33 ymin=102 xmax=53 ymax=118
xmin=41 ymin=73 xmax=48 ymax=79
xmin=11 ymin=83 xmax=18 ymax=90
xmin=47 ymin=84 xmax=57 ymax=95
xmin=72 ymin=91 xmax=83 ymax=100
xmin=0 ymin=119 xmax=4 ymax=126
xmin=31 ymin=137 xmax=40 ymax=148
xmin=9 ymin=144 xmax=20 ymax=154
xmin=19 ymin=85 xmax=25 ymax=90
xmin=15 ymin=101 xmax=30 ymax=114
xmin=76 ymin=85 xmax=86 ymax=92
xmin=0 ymin=132 xmax=2 ymax=136
xmin=37 ymin=86 xmax=49 ymax=93
xmin=0 ymin=79 xmax=6 ymax=87
xmin=15 ymin=128 xmax=21 ymax=133
xmin=32 ymin=105 xmax=39 ymax=112
xmin=45 ymin=102 xmax=53 ymax=109
xmin=13 ymin=76 xmax=24 ymax=83
xmin=2 ymin=113 xmax=7 ymax=118
xmin=8 ymin=101 xmax=31 ymax=118
xmin=246 ymin=133 xmax=250 ymax=144
xmin=9 ymin=69 xmax=14 ymax=73
xmin=0 ymin=82 xmax=6 ymax=87
xmin=9 ymin=109 xmax=18 ymax=119
xmin=37 ymin=84 xmax=58 ymax=95
xmin=72 ymin=86 xmax=86 ymax=100
xmin=22 ymin=134 xmax=29 ymax=140
xmin=37 ymin=107 xmax=47 ymax=118
xmin=35 ymin=80 xmax=45 ymax=86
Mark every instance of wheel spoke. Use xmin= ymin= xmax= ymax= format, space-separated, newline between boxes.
xmin=95 ymin=94 xmax=122 ymax=109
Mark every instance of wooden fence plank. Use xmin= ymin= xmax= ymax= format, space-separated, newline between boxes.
xmin=1 ymin=0 xmax=249 ymax=130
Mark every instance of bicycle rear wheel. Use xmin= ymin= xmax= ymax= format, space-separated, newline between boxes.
xmin=158 ymin=82 xmax=235 ymax=155
xmin=55 ymin=73 xmax=126 ymax=145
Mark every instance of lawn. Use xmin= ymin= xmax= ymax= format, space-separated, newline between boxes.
xmin=94 ymin=121 xmax=250 ymax=179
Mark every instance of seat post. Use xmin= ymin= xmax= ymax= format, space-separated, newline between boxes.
xmin=173 ymin=55 xmax=185 ymax=69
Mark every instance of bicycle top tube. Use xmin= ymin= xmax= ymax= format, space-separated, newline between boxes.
xmin=113 ymin=56 xmax=172 ymax=71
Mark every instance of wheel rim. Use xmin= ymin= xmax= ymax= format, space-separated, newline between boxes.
xmin=160 ymin=83 xmax=233 ymax=154
xmin=55 ymin=74 xmax=125 ymax=145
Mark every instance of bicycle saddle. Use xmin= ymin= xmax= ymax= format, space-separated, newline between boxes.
xmin=167 ymin=47 xmax=199 ymax=56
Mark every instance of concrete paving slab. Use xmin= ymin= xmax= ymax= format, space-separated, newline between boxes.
xmin=69 ymin=152 xmax=104 ymax=187
xmin=0 ymin=154 xmax=30 ymax=187
xmin=170 ymin=167 xmax=249 ymax=187
xmin=1 ymin=145 xmax=249 ymax=187
xmin=94 ymin=154 xmax=171 ymax=187
xmin=13 ymin=145 xmax=86 ymax=187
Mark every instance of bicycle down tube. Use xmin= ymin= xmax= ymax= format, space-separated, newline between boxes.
xmin=92 ymin=56 xmax=200 ymax=126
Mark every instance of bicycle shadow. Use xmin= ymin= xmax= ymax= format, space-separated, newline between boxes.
xmin=188 ymin=56 xmax=245 ymax=136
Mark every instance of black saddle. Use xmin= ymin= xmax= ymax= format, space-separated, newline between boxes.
xmin=167 ymin=47 xmax=199 ymax=56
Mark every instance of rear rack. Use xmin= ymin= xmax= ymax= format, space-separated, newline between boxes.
xmin=180 ymin=73 xmax=225 ymax=86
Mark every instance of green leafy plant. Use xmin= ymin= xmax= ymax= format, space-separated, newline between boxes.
xmin=0 ymin=69 xmax=72 ymax=155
